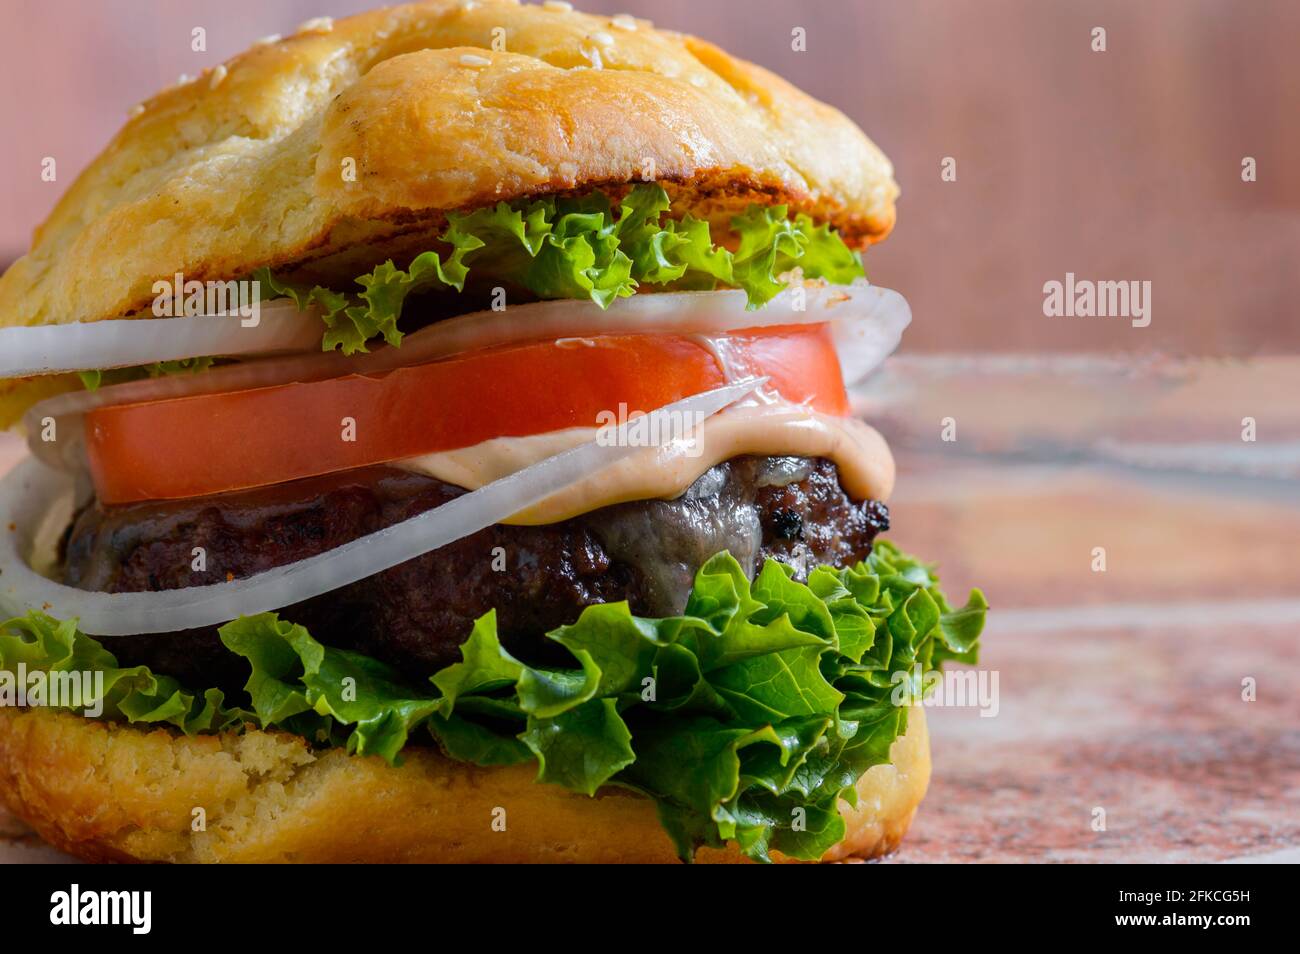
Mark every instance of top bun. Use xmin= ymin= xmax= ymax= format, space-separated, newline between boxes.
xmin=0 ymin=0 xmax=897 ymax=332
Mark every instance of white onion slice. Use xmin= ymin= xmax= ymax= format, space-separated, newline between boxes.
xmin=828 ymin=285 xmax=911 ymax=385
xmin=0 ymin=378 xmax=764 ymax=636
xmin=23 ymin=282 xmax=909 ymax=470
xmin=0 ymin=300 xmax=324 ymax=378
xmin=348 ymin=280 xmax=911 ymax=385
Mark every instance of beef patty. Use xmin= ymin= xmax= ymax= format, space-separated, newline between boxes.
xmin=61 ymin=456 xmax=889 ymax=691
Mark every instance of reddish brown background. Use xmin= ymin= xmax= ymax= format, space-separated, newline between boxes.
xmin=1 ymin=0 xmax=1297 ymax=354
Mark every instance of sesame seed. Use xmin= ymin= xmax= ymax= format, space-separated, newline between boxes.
xmin=542 ymin=1 xmax=573 ymax=11
xmin=591 ymin=31 xmax=615 ymax=46
xmin=296 ymin=16 xmax=334 ymax=34
xmin=176 ymin=73 xmax=193 ymax=85
xmin=584 ymin=46 xmax=604 ymax=70
xmin=209 ymin=64 xmax=228 ymax=89
xmin=128 ymin=103 xmax=145 ymax=118
xmin=255 ymin=33 xmax=281 ymax=46
xmin=689 ymin=74 xmax=707 ymax=88
xmin=459 ymin=52 xmax=492 ymax=67
xmin=611 ymin=14 xmax=637 ymax=31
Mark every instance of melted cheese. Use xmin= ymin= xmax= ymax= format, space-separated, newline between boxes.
xmin=397 ymin=404 xmax=894 ymax=525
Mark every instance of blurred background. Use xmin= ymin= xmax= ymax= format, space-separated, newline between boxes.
xmin=1 ymin=0 xmax=1297 ymax=354
xmin=1 ymin=0 xmax=1298 ymax=864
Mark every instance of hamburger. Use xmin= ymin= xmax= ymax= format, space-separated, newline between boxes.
xmin=0 ymin=0 xmax=985 ymax=863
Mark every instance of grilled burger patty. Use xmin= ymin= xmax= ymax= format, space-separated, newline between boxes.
xmin=61 ymin=455 xmax=889 ymax=691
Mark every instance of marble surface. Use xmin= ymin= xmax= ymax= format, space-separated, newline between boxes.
xmin=2 ymin=355 xmax=1297 ymax=863
xmin=883 ymin=457 xmax=1299 ymax=863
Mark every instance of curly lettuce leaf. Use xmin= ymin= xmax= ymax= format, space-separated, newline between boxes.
xmin=0 ymin=611 xmax=249 ymax=733
xmin=0 ymin=541 xmax=984 ymax=863
xmin=257 ymin=184 xmax=865 ymax=353
xmin=729 ymin=204 xmax=866 ymax=308
xmin=251 ymin=243 xmax=472 ymax=356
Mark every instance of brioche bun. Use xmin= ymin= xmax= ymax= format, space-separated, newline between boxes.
xmin=0 ymin=0 xmax=897 ymax=338
xmin=0 ymin=705 xmax=927 ymax=863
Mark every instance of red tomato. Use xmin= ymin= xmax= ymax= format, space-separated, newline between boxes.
xmin=85 ymin=324 xmax=848 ymax=504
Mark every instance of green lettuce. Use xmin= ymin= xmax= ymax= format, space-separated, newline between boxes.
xmin=0 ymin=612 xmax=249 ymax=732
xmin=0 ymin=542 xmax=984 ymax=862
xmin=77 ymin=356 xmax=217 ymax=392
xmin=255 ymin=184 xmax=865 ymax=355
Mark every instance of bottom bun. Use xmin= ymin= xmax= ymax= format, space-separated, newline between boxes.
xmin=0 ymin=705 xmax=929 ymax=863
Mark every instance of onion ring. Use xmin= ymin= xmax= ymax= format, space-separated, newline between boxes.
xmin=0 ymin=300 xmax=323 ymax=378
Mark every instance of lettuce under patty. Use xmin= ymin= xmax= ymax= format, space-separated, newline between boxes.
xmin=0 ymin=542 xmax=984 ymax=862
xmin=254 ymin=184 xmax=866 ymax=356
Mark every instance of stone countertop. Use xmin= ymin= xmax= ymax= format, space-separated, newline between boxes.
xmin=883 ymin=454 xmax=1299 ymax=863
xmin=869 ymin=355 xmax=1299 ymax=863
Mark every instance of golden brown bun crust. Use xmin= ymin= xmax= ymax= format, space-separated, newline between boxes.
xmin=0 ymin=0 xmax=896 ymax=334
xmin=0 ymin=705 xmax=927 ymax=863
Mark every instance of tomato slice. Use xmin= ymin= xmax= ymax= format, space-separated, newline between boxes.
xmin=85 ymin=324 xmax=848 ymax=504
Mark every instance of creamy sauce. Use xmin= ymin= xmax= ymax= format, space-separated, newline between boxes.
xmin=397 ymin=403 xmax=894 ymax=525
